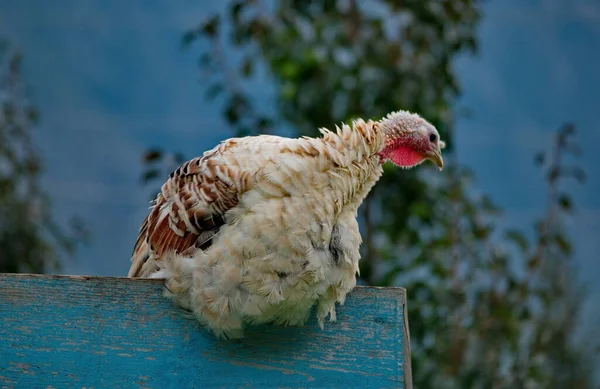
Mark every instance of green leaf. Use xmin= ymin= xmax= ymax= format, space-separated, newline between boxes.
xmin=181 ymin=31 xmax=198 ymax=47
xmin=504 ymin=229 xmax=529 ymax=252
xmin=558 ymin=194 xmax=572 ymax=212
xmin=255 ymin=116 xmax=272 ymax=131
xmin=230 ymin=0 xmax=249 ymax=22
xmin=26 ymin=106 xmax=40 ymax=124
xmin=554 ymin=234 xmax=572 ymax=255
xmin=141 ymin=169 xmax=160 ymax=183
xmin=201 ymin=15 xmax=220 ymax=38
xmin=240 ymin=57 xmax=253 ymax=77
xmin=534 ymin=152 xmax=545 ymax=166
xmin=143 ymin=149 xmax=162 ymax=163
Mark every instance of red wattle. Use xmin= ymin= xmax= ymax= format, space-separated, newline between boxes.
xmin=386 ymin=146 xmax=426 ymax=168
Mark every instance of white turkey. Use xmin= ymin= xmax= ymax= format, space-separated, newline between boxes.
xmin=129 ymin=110 xmax=445 ymax=338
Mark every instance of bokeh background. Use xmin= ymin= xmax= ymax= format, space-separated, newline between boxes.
xmin=1 ymin=0 xmax=598 ymax=387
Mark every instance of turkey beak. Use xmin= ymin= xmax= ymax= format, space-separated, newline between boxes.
xmin=428 ymin=149 xmax=444 ymax=171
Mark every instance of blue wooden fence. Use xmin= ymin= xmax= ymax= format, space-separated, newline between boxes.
xmin=0 ymin=273 xmax=412 ymax=388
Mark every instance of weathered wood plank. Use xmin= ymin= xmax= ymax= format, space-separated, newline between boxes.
xmin=0 ymin=273 xmax=411 ymax=389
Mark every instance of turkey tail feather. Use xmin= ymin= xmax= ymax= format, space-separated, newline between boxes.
xmin=128 ymin=217 xmax=154 ymax=277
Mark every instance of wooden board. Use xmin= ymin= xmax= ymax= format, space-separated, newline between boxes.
xmin=0 ymin=273 xmax=411 ymax=389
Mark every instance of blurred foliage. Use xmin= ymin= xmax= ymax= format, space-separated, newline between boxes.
xmin=141 ymin=1 xmax=596 ymax=387
xmin=397 ymin=125 xmax=594 ymax=388
xmin=0 ymin=39 xmax=87 ymax=273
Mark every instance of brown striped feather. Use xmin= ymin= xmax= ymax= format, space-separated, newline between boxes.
xmin=128 ymin=155 xmax=240 ymax=277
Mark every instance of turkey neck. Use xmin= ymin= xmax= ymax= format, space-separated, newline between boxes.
xmin=315 ymin=119 xmax=386 ymax=215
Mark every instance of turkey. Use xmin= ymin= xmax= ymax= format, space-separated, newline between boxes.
xmin=129 ymin=110 xmax=445 ymax=338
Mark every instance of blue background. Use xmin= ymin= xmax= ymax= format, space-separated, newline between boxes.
xmin=1 ymin=0 xmax=598 ymax=337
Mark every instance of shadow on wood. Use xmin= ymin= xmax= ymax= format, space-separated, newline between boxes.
xmin=0 ymin=273 xmax=412 ymax=389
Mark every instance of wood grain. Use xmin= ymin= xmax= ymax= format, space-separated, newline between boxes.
xmin=0 ymin=273 xmax=411 ymax=389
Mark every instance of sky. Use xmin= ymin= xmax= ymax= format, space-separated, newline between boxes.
xmin=0 ymin=0 xmax=598 ymax=329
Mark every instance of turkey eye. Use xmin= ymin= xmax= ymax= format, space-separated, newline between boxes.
xmin=429 ymin=133 xmax=437 ymax=142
